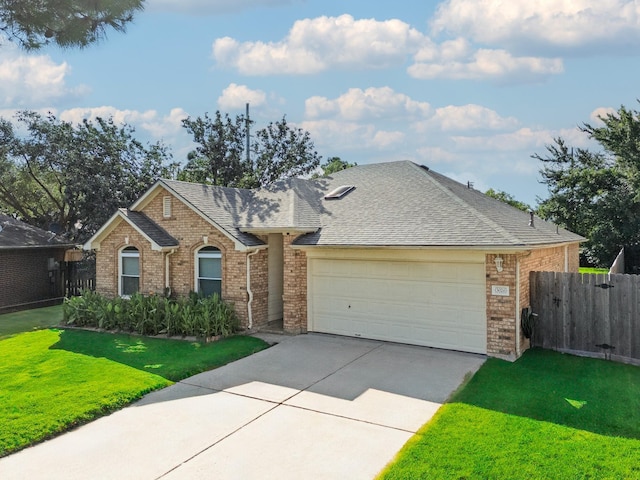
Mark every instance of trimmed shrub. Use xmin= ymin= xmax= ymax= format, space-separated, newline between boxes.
xmin=62 ymin=291 xmax=239 ymax=340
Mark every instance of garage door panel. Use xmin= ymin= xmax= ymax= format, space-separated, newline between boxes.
xmin=309 ymin=258 xmax=487 ymax=354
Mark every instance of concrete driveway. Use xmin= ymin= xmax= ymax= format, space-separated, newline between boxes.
xmin=0 ymin=333 xmax=485 ymax=480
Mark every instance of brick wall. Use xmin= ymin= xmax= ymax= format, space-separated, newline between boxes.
xmin=485 ymin=242 xmax=580 ymax=359
xmin=94 ymin=187 xmax=270 ymax=329
xmin=283 ymin=234 xmax=307 ymax=333
xmin=485 ymin=253 xmax=518 ymax=358
xmin=0 ymin=248 xmax=66 ymax=312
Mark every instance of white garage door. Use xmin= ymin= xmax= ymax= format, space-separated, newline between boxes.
xmin=308 ymin=257 xmax=487 ymax=354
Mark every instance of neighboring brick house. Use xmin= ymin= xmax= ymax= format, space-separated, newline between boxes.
xmin=0 ymin=214 xmax=75 ymax=313
xmin=84 ymin=161 xmax=583 ymax=359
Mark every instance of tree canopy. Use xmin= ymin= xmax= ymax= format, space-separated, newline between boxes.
xmin=0 ymin=110 xmax=175 ymax=242
xmin=535 ymin=103 xmax=640 ymax=267
xmin=0 ymin=0 xmax=144 ymax=50
xmin=484 ymin=188 xmax=531 ymax=212
xmin=179 ymin=111 xmax=321 ymax=189
xmin=315 ymin=157 xmax=357 ymax=177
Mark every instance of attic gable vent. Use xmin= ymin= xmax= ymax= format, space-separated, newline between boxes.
xmin=163 ymin=196 xmax=171 ymax=218
xmin=324 ymin=185 xmax=355 ymax=200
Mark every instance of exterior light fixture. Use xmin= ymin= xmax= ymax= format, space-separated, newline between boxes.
xmin=495 ymin=256 xmax=504 ymax=273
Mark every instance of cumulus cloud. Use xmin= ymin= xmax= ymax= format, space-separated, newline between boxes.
xmin=213 ymin=14 xmax=425 ymax=75
xmin=589 ymin=106 xmax=617 ymax=125
xmin=431 ymin=0 xmax=640 ymax=52
xmin=451 ymin=127 xmax=590 ymax=152
xmin=146 ymin=0 xmax=297 ymax=14
xmin=427 ymin=104 xmax=520 ymax=132
xmin=59 ymin=106 xmax=188 ymax=139
xmin=0 ymin=42 xmax=88 ymax=107
xmin=217 ymin=83 xmax=267 ymax=110
xmin=305 ymin=87 xmax=431 ymax=121
xmin=409 ymin=45 xmax=563 ymax=82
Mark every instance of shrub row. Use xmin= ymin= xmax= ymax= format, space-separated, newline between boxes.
xmin=62 ymin=291 xmax=239 ymax=339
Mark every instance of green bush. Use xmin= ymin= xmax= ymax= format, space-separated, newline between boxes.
xmin=62 ymin=291 xmax=239 ymax=340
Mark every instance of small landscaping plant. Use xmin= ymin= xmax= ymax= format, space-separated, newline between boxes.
xmin=62 ymin=291 xmax=239 ymax=339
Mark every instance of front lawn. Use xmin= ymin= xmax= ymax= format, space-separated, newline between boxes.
xmin=378 ymin=349 xmax=640 ymax=479
xmin=0 ymin=329 xmax=268 ymax=457
xmin=0 ymin=305 xmax=63 ymax=338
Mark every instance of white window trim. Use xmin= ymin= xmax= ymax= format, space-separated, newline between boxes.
xmin=119 ymin=247 xmax=140 ymax=297
xmin=195 ymin=247 xmax=222 ymax=296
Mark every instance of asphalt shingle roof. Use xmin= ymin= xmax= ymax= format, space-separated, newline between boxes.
xmin=120 ymin=209 xmax=179 ymax=248
xmin=0 ymin=214 xmax=73 ymax=249
xmin=157 ymin=161 xmax=583 ymax=249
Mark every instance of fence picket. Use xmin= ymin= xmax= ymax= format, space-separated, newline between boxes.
xmin=530 ymin=271 xmax=640 ymax=365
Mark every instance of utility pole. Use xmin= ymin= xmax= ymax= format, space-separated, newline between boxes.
xmin=246 ymin=103 xmax=251 ymax=164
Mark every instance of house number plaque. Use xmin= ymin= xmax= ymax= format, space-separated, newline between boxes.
xmin=491 ymin=285 xmax=510 ymax=296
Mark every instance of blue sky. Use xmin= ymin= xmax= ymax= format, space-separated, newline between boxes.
xmin=1 ymin=0 xmax=638 ymax=205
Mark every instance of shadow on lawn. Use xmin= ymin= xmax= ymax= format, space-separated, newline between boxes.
xmin=453 ymin=348 xmax=640 ymax=440
xmin=49 ymin=329 xmax=269 ymax=382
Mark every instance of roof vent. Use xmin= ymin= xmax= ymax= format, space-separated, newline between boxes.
xmin=324 ymin=185 xmax=355 ymax=200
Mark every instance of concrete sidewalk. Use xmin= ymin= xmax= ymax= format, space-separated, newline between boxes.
xmin=0 ymin=334 xmax=485 ymax=480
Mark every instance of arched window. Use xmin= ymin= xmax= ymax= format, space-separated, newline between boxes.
xmin=120 ymin=246 xmax=140 ymax=296
xmin=197 ymin=246 xmax=222 ymax=297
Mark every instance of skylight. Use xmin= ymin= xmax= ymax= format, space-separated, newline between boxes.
xmin=324 ymin=185 xmax=355 ymax=200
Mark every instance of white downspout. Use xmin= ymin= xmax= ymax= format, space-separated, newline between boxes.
xmin=165 ymin=249 xmax=176 ymax=296
xmin=246 ymin=247 xmax=267 ymax=330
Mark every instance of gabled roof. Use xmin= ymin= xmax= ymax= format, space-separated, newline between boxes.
xmin=0 ymin=214 xmax=73 ymax=250
xmin=84 ymin=209 xmax=178 ymax=251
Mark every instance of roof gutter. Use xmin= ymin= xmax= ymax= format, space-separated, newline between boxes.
xmin=246 ymin=245 xmax=268 ymax=330
xmin=289 ymin=241 xmax=582 ymax=252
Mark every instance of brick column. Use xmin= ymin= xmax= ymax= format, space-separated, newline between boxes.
xmin=486 ymin=253 xmax=518 ymax=359
xmin=282 ymin=234 xmax=307 ymax=333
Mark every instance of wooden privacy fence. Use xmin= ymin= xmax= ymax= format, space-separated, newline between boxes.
xmin=530 ymin=271 xmax=640 ymax=365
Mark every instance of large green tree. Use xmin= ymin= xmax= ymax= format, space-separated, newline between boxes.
xmin=179 ymin=112 xmax=321 ymax=189
xmin=0 ymin=110 xmax=175 ymax=242
xmin=535 ymin=104 xmax=640 ymax=267
xmin=0 ymin=0 xmax=144 ymax=50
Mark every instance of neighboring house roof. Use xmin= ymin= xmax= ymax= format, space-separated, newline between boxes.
xmin=85 ymin=209 xmax=178 ymax=251
xmin=0 ymin=214 xmax=73 ymax=249
xmin=85 ymin=160 xmax=583 ymax=252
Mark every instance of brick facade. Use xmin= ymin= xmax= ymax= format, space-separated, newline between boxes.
xmin=92 ymin=184 xmax=582 ymax=358
xmin=0 ymin=248 xmax=66 ymax=313
xmin=485 ymin=243 xmax=579 ymax=359
xmin=94 ymin=187 xmax=269 ymax=330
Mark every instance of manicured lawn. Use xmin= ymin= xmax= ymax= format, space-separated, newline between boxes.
xmin=378 ymin=349 xmax=640 ymax=479
xmin=0 ymin=328 xmax=269 ymax=457
xmin=0 ymin=305 xmax=63 ymax=338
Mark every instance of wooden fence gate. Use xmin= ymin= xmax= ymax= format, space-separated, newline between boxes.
xmin=529 ymin=271 xmax=640 ymax=365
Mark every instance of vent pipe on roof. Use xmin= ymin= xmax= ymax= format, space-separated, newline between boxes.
xmin=529 ymin=211 xmax=535 ymax=227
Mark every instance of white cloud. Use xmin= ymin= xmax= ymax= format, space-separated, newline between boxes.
xmin=217 ymin=83 xmax=267 ymax=110
xmin=451 ymin=127 xmax=591 ymax=152
xmin=431 ymin=0 xmax=640 ymax=52
xmin=306 ymin=87 xmax=431 ymax=121
xmin=427 ymin=104 xmax=520 ymax=132
xmin=0 ymin=42 xmax=88 ymax=107
xmin=59 ymin=106 xmax=188 ymax=139
xmin=213 ymin=14 xmax=425 ymax=75
xmin=409 ymin=47 xmax=563 ymax=82
xmin=589 ymin=106 xmax=617 ymax=125
xmin=146 ymin=0 xmax=297 ymax=14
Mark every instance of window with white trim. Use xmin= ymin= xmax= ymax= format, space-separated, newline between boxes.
xmin=120 ymin=246 xmax=140 ymax=296
xmin=197 ymin=246 xmax=222 ymax=297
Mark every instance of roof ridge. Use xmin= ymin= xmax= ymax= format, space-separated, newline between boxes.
xmin=410 ymin=163 xmax=524 ymax=245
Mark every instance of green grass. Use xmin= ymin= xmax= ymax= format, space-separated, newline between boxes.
xmin=0 ymin=305 xmax=63 ymax=338
xmin=378 ymin=349 xmax=640 ymax=479
xmin=0 ymin=329 xmax=269 ymax=457
xmin=579 ymin=267 xmax=610 ymax=274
